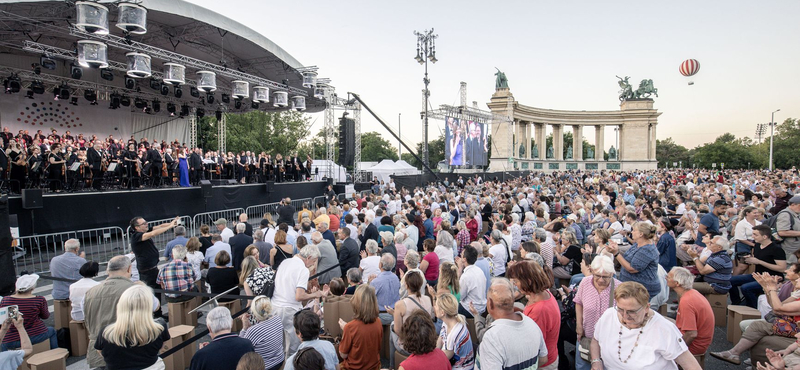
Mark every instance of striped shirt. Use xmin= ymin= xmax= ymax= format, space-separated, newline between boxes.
xmin=239 ymin=315 xmax=284 ymax=369
xmin=0 ymin=296 xmax=49 ymax=343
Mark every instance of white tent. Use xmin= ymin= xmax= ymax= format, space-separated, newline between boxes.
xmin=368 ymin=159 xmax=421 ymax=183
xmin=311 ymin=159 xmax=347 ymax=182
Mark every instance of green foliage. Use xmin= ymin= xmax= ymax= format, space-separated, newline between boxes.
xmin=196 ymin=117 xmax=218 ymax=151
xmin=771 ymin=118 xmax=800 ymax=169
xmin=690 ymin=133 xmax=758 ymax=169
xmin=405 ymin=133 xmax=445 ymax=169
xmin=221 ymin=110 xmax=311 ymax=155
xmin=360 ymin=132 xmax=399 ymax=162
xmin=656 ymin=138 xmax=690 ymax=168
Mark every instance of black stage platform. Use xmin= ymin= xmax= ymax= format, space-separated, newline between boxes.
xmin=9 ymin=181 xmax=328 ymax=235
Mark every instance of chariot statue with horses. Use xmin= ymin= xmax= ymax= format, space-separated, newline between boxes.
xmin=616 ymin=75 xmax=658 ymax=101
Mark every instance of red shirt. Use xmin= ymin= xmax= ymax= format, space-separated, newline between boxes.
xmin=423 ymin=252 xmax=440 ymax=281
xmin=0 ymin=296 xmax=49 ymax=343
xmin=523 ymin=291 xmax=560 ymax=366
xmin=675 ymin=289 xmax=715 ymax=355
xmin=399 ymin=348 xmax=451 ymax=370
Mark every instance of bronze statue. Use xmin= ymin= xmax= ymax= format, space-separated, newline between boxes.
xmin=546 ymin=145 xmax=554 ymax=159
xmin=609 ymin=146 xmax=617 ymax=160
xmin=495 ymin=68 xmax=509 ymax=89
xmin=617 ymin=75 xmax=633 ymax=101
xmin=617 ymin=76 xmax=658 ymax=101
xmin=587 ymin=147 xmax=594 ymax=159
xmin=533 ymin=143 xmax=539 ymax=158
xmin=566 ymin=146 xmax=573 ymax=159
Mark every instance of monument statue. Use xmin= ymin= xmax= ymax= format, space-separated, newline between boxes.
xmin=546 ymin=145 xmax=554 ymax=159
xmin=616 ymin=75 xmax=633 ymax=101
xmin=587 ymin=147 xmax=594 ymax=159
xmin=533 ymin=143 xmax=539 ymax=158
xmin=519 ymin=143 xmax=525 ymax=157
xmin=617 ymin=75 xmax=658 ymax=101
xmin=609 ymin=146 xmax=617 ymax=160
xmin=566 ymin=146 xmax=573 ymax=159
xmin=494 ymin=68 xmax=509 ymax=89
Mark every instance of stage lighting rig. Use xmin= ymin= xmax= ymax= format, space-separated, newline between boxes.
xmin=70 ymin=96 xmax=79 ymax=106
xmin=174 ymin=86 xmax=183 ymax=98
xmin=234 ymin=99 xmax=242 ymax=109
xmin=206 ymin=93 xmax=215 ymax=104
xmin=134 ymin=97 xmax=147 ymax=109
xmin=160 ymin=84 xmax=169 ymax=96
xmin=4 ymin=74 xmax=21 ymax=93
xmin=196 ymin=108 xmax=205 ymax=118
xmin=190 ymin=86 xmax=199 ymax=98
xmin=57 ymin=83 xmax=71 ymax=100
xmin=124 ymin=76 xmax=135 ymax=90
xmin=84 ymin=89 xmax=98 ymax=105
xmin=100 ymin=69 xmax=114 ymax=81
xmin=40 ymin=57 xmax=57 ymax=70
xmin=215 ymin=110 xmax=222 ymax=121
xmin=31 ymin=63 xmax=41 ymax=75
xmin=109 ymin=93 xmax=121 ymax=109
xmin=251 ymin=101 xmax=259 ymax=109
xmin=167 ymin=102 xmax=176 ymax=115
xmin=221 ymin=93 xmax=230 ymax=104
xmin=152 ymin=99 xmax=161 ymax=112
xmin=120 ymin=95 xmax=131 ymax=107
xmin=149 ymin=78 xmax=161 ymax=90
xmin=30 ymin=80 xmax=44 ymax=94
xmin=26 ymin=90 xmax=34 ymax=99
xmin=71 ymin=64 xmax=83 ymax=79
xmin=180 ymin=104 xmax=189 ymax=117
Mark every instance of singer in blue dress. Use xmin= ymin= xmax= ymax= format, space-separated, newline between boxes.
xmin=178 ymin=148 xmax=191 ymax=187
xmin=449 ymin=126 xmax=464 ymax=166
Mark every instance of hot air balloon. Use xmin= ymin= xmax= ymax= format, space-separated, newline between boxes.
xmin=679 ymin=59 xmax=700 ymax=85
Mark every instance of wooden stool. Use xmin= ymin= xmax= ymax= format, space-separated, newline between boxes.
xmin=167 ymin=297 xmax=200 ymax=328
xmin=702 ymin=293 xmax=728 ymax=327
xmin=26 ymin=348 xmax=69 ymax=370
xmin=16 ymin=341 xmax=54 ymax=370
xmin=394 ymin=350 xmax=409 ymax=369
xmin=218 ymin=300 xmax=243 ymax=332
xmin=161 ymin=325 xmax=195 ymax=370
xmin=381 ymin=324 xmax=390 ymax=362
xmin=53 ymin=300 xmax=71 ymax=331
xmin=68 ymin=320 xmax=89 ymax=356
xmin=727 ymin=305 xmax=761 ymax=343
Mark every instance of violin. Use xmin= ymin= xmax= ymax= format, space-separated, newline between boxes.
xmin=162 ymin=161 xmax=168 ymax=177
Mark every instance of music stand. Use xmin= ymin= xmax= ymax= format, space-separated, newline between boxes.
xmin=69 ymin=162 xmax=80 ymax=171
xmin=107 ymin=163 xmax=117 ymax=172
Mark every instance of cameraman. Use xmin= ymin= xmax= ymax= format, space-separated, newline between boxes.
xmin=277 ymin=197 xmax=296 ymax=227
xmin=0 ymin=313 xmax=32 ymax=368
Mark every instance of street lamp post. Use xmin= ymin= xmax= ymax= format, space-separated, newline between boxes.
xmin=769 ymin=109 xmax=780 ymax=171
xmin=414 ymin=29 xmax=437 ymax=168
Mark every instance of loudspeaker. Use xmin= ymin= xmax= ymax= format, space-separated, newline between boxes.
xmin=0 ymin=196 xmax=14 ymax=296
xmin=227 ymin=179 xmax=237 ymax=185
xmin=338 ymin=116 xmax=355 ymax=166
xmin=266 ymin=181 xmax=275 ymax=193
xmin=21 ymin=189 xmax=43 ymax=209
xmin=200 ymin=180 xmax=212 ymax=198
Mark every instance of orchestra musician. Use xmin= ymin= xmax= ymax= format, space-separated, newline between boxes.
xmin=8 ymin=141 xmax=25 ymax=193
xmin=0 ymin=140 xmax=8 ymax=183
xmin=87 ymin=142 xmax=103 ymax=191
xmin=144 ymin=145 xmax=163 ymax=187
xmin=47 ymin=143 xmax=66 ymax=192
xmin=305 ymin=154 xmax=313 ymax=181
xmin=164 ymin=148 xmax=176 ymax=185
xmin=237 ymin=150 xmax=247 ymax=183
xmin=275 ymin=153 xmax=284 ymax=183
xmin=122 ymin=143 xmax=140 ymax=189
xmin=189 ymin=147 xmax=203 ymax=185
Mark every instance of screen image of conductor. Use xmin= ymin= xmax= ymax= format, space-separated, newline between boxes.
xmin=444 ymin=116 xmax=488 ymax=166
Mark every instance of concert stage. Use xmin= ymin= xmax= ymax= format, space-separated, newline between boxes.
xmin=9 ymin=180 xmax=328 ymax=235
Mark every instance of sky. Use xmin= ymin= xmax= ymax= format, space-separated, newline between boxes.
xmin=186 ymin=0 xmax=800 ymax=153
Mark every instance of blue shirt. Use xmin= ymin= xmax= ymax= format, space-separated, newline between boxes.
xmin=696 ymin=213 xmax=720 ymax=248
xmin=622 ymin=192 xmax=636 ymax=205
xmin=189 ymin=333 xmax=254 ymax=370
xmin=620 ymin=243 xmax=661 ymax=298
xmin=164 ymin=236 xmax=189 ymax=261
xmin=424 ymin=219 xmax=435 ymax=240
xmin=656 ymin=233 xmax=677 ymax=272
xmin=474 ymin=257 xmax=492 ymax=292
xmin=49 ymin=252 xmax=87 ymax=300
xmin=371 ymin=271 xmax=400 ymax=310
xmin=284 ymin=339 xmax=339 ymax=370
xmin=704 ymin=250 xmax=733 ymax=293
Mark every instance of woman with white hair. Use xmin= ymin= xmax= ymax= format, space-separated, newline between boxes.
xmin=455 ymin=220 xmax=470 ymax=256
xmin=434 ymin=229 xmax=456 ymax=264
xmin=400 ymin=250 xmax=423 ymax=298
xmin=521 ymin=211 xmax=537 ymax=242
xmin=574 ymin=255 xmax=621 ymax=370
xmin=240 ymin=296 xmax=284 ymax=370
xmin=359 ymin=239 xmax=382 ymax=279
xmin=94 ymin=285 xmax=170 ymax=370
xmin=393 ymin=232 xmax=408 ymax=273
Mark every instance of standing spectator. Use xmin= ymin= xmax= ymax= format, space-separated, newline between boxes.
xmin=49 ymin=238 xmax=86 ymax=300
xmin=277 ymin=198 xmax=296 ymax=227
xmin=359 ymin=240 xmax=381 ymax=279
xmin=388 ymin=270 xmax=434 ymax=368
xmin=94 ymin=285 xmax=170 ymax=370
xmin=506 ymin=260 xmax=560 ymax=369
xmin=359 ymin=214 xmax=379 ymax=251
xmin=0 ymin=275 xmax=56 ymax=350
xmin=338 ymin=228 xmax=360 ymax=278
xmin=318 ymin=222 xmax=337 ymax=250
xmin=215 ymin=218 xmax=235 ymax=244
xmin=272 ymin=245 xmax=330 ymax=356
xmin=311 ymin=232 xmax=339 ymax=285
xmin=130 ymin=216 xmax=180 ymax=318
xmin=235 ymin=213 xmax=254 ymax=237
xmin=370 ymin=254 xmax=400 ymax=325
xmin=269 ymin=230 xmax=295 ymax=270
xmin=488 ymin=230 xmax=509 ymax=277
xmin=253 ymin=229 xmax=273 ymax=265
xmin=434 ymin=293 xmax=474 ymax=369
xmin=398 ymin=311 xmax=452 ymax=370
xmin=0 ymin=310 xmax=32 ymax=369
xmin=777 ymin=195 xmax=800 ymax=263
xmin=239 ymin=296 xmax=284 ymax=370
xmin=185 ymin=237 xmax=205 ymax=291
xmin=476 ymin=278 xmax=548 ymax=369
xmin=284 ymin=310 xmax=339 ymax=370
xmin=206 ymin=251 xmax=239 ymax=303
xmin=338 ymin=284 xmax=382 ymax=370
xmin=198 ymin=224 xmax=214 ymax=255
xmin=423 ymin=209 xmax=435 ymax=240
xmin=667 ymin=267 xmax=714 ymax=357
xmin=164 ymin=226 xmax=189 ymax=261
xmin=156 ymin=245 xmax=198 ymax=303
xmin=69 ymin=261 xmax=100 ymax=321
xmin=230 ymin=223 xmax=254 ymax=271
xmin=457 ymin=245 xmax=487 ymax=318
xmin=190 ymin=307 xmax=255 ymax=370
xmin=574 ymin=255 xmax=620 ymax=370
xmin=421 ymin=239 xmax=441 ymax=286
xmin=656 ymin=218 xmax=677 ymax=272
xmin=240 ymin=257 xmax=276 ymax=299
xmin=607 ymin=222 xmax=662 ymax=299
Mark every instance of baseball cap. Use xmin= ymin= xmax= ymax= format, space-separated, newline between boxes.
xmin=714 ymin=199 xmax=730 ymax=207
xmin=214 ymin=218 xmax=227 ymax=225
xmin=15 ymin=274 xmax=39 ymax=292
xmin=789 ymin=195 xmax=800 ymax=205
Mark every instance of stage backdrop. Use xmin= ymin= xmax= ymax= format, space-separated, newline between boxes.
xmin=0 ymin=93 xmax=190 ymax=144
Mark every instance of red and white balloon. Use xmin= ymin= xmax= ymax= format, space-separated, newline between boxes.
xmin=679 ymin=59 xmax=700 ymax=85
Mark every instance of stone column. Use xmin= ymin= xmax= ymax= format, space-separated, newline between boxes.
xmin=552 ymin=124 xmax=564 ymax=160
xmin=595 ymin=125 xmax=605 ymax=161
xmin=649 ymin=123 xmax=657 ymax=160
xmin=526 ymin=122 xmax=532 ymax=160
xmin=572 ymin=125 xmax=583 ymax=161
xmin=535 ymin=122 xmax=546 ymax=159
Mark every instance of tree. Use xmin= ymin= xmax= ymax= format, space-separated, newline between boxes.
xmin=405 ymin=133 xmax=445 ymax=170
xmin=196 ymin=117 xmax=218 ymax=151
xmin=691 ymin=133 xmax=757 ymax=169
xmin=360 ymin=132 xmax=398 ymax=162
xmin=222 ymin=110 xmax=311 ymax=155
xmin=656 ymin=138 xmax=690 ymax=168
xmin=771 ymin=118 xmax=800 ymax=169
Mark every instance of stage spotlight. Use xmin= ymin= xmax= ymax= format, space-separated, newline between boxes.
xmin=215 ymin=110 xmax=222 ymax=121
xmin=110 ymin=93 xmax=121 ymax=109
xmin=251 ymin=101 xmax=259 ymax=109
xmin=30 ymin=80 xmax=44 ymax=94
xmin=160 ymin=84 xmax=169 ymax=96
xmin=180 ymin=104 xmax=189 ymax=117
xmin=100 ymin=69 xmax=114 ymax=81
xmin=149 ymin=78 xmax=160 ymax=90
xmin=196 ymin=108 xmax=205 ymax=118
xmin=4 ymin=75 xmax=21 ymax=93
xmin=31 ymin=63 xmax=41 ymax=75
xmin=70 ymin=96 xmax=78 ymax=106
xmin=53 ymin=89 xmax=59 ymax=101
xmin=189 ymin=86 xmax=199 ymax=98
xmin=70 ymin=64 xmax=83 ymax=80
xmin=234 ymin=99 xmax=242 ymax=109
xmin=58 ymin=84 xmax=71 ymax=100
xmin=166 ymin=102 xmax=176 ymax=114
xmin=143 ymin=106 xmax=152 ymax=114
xmin=40 ymin=57 xmax=57 ymax=70
xmin=134 ymin=97 xmax=146 ymax=109
xmin=120 ymin=95 xmax=131 ymax=107
xmin=124 ymin=76 xmax=135 ymax=90
xmin=116 ymin=3 xmax=147 ymax=34
xmin=174 ymin=86 xmax=182 ymax=98
xmin=206 ymin=93 xmax=214 ymax=104
xmin=221 ymin=93 xmax=230 ymax=104
xmin=84 ymin=89 xmax=97 ymax=102
xmin=152 ymin=99 xmax=160 ymax=112
xmin=26 ymin=90 xmax=34 ymax=99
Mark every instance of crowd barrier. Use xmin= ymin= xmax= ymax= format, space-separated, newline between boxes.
xmin=14 ymin=226 xmax=128 ymax=275
xmin=191 ymin=208 xmax=245 ymax=235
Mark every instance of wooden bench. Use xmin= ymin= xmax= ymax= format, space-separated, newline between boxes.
xmin=53 ymin=300 xmax=71 ymax=331
xmin=161 ymin=325 xmax=196 ymax=370
xmin=702 ymin=293 xmax=728 ymax=327
xmin=15 ymin=341 xmax=53 ymax=370
xmin=26 ymin=348 xmax=69 ymax=370
xmin=727 ymin=305 xmax=761 ymax=343
xmin=68 ymin=320 xmax=89 ymax=356
xmin=394 ymin=350 xmax=409 ymax=369
xmin=167 ymin=297 xmax=200 ymax=328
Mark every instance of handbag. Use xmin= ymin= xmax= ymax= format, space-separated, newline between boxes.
xmin=579 ymin=278 xmax=615 ymax=362
xmin=771 ymin=315 xmax=800 ymax=337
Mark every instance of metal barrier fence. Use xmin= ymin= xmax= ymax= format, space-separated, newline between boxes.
xmin=245 ymin=198 xmax=312 ymax=229
xmin=192 ymin=208 xmax=245 ymax=237
xmin=13 ymin=226 xmax=128 ymax=275
xmin=125 ymin=216 xmax=193 ymax=254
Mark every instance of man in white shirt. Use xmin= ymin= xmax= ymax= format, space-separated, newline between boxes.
xmin=458 ymin=245 xmax=487 ymax=317
xmin=272 ymin=244 xmax=330 ymax=357
xmin=214 ymin=218 xmax=234 ymax=243
xmin=204 ymin=235 xmax=231 ymax=267
xmin=488 ymin=230 xmax=509 ymax=277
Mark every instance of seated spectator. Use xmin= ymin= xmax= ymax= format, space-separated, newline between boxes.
xmin=240 ymin=256 xmax=276 ymax=302
xmin=284 ymin=310 xmax=339 ymax=370
xmin=432 ymin=262 xmax=461 ymax=302
xmin=206 ymin=250 xmax=238 ymax=302
xmin=329 ymin=278 xmax=346 ymax=296
xmin=0 ymin=274 xmax=56 ymax=350
xmin=0 ymin=311 xmax=32 ymax=369
xmin=380 ymin=231 xmax=398 ymax=262
xmin=434 ymin=293 xmax=474 ymax=369
xmin=190 ymin=307 xmax=255 ymax=370
xmin=457 ymin=244 xmax=487 ymax=318
xmin=400 ymin=250 xmax=422 ymax=298
xmin=292 ymin=347 xmax=327 ymax=370
xmin=434 ymin=228 xmax=455 ymax=264
xmin=394 ymin=232 xmax=408 ymax=273
xmin=730 ymin=224 xmax=787 ymax=308
xmin=95 ymin=285 xmax=170 ymax=370
xmin=69 ymin=261 xmax=100 ymax=321
xmin=667 ymin=267 xmax=714 ymax=357
xmin=236 ymin=352 xmax=266 ymax=370
xmin=204 ymin=234 xmax=232 ymax=268
xmin=49 ymin=238 xmax=86 ymax=301
xmin=389 ymin=271 xmax=434 ymax=368
xmin=606 ymin=222 xmax=662 ymax=299
xmin=338 ymin=284 xmax=382 ymax=370
xmin=164 ymin=225 xmax=189 ymax=261
xmin=239 ymin=296 xmax=284 ymax=370
xmin=552 ymin=229 xmax=582 ymax=289
xmin=244 ymin=245 xmax=266 ymax=268
xmin=156 ymin=245 xmax=198 ymax=303
xmin=687 ymin=235 xmax=733 ymax=295
xmin=398 ymin=310 xmax=451 ymax=370
xmin=370 ymin=253 xmax=400 ymax=325
xmin=344 ymin=268 xmax=361 ymax=295
xmin=359 ymin=239 xmax=381 ymax=279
